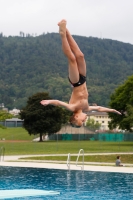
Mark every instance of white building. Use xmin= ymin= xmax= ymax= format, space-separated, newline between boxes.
xmin=9 ymin=108 xmax=20 ymax=116
xmin=87 ymin=111 xmax=111 ymax=130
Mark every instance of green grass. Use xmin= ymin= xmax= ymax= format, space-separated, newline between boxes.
xmin=0 ymin=140 xmax=133 ymax=155
xmin=0 ymin=127 xmax=35 ymax=140
xmin=20 ymin=154 xmax=133 ymax=164
xmin=0 ymin=128 xmax=133 ymax=156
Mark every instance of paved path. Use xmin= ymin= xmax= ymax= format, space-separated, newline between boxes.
xmin=4 ymin=152 xmax=133 ymax=161
xmin=3 ymin=152 xmax=133 ymax=162
xmin=0 ymin=152 xmax=133 ymax=170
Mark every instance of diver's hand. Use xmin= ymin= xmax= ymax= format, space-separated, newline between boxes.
xmin=113 ymin=109 xmax=122 ymax=115
xmin=40 ymin=100 xmax=51 ymax=106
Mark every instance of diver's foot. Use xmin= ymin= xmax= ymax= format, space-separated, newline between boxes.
xmin=58 ymin=19 xmax=67 ymax=36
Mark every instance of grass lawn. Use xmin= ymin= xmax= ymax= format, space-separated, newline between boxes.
xmin=0 ymin=127 xmax=35 ymax=141
xmin=1 ymin=140 xmax=133 ymax=155
xmin=20 ymin=154 xmax=133 ymax=164
xmin=0 ymin=128 xmax=133 ymax=165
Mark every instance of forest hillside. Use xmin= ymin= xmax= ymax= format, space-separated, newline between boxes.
xmin=0 ymin=33 xmax=133 ymax=109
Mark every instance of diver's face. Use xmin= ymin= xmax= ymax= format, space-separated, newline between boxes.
xmin=74 ymin=113 xmax=87 ymax=123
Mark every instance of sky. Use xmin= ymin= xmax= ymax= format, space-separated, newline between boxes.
xmin=0 ymin=0 xmax=133 ymax=44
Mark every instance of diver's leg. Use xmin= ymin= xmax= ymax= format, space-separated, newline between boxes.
xmin=66 ymin=29 xmax=86 ymax=76
xmin=58 ymin=19 xmax=79 ymax=83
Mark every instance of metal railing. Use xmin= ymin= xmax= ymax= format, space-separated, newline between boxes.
xmin=0 ymin=146 xmax=5 ymax=162
xmin=67 ymin=153 xmax=71 ymax=170
xmin=76 ymin=149 xmax=84 ymax=171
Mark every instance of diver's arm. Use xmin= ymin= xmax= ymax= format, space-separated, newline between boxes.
xmin=88 ymin=106 xmax=121 ymax=115
xmin=40 ymin=100 xmax=74 ymax=111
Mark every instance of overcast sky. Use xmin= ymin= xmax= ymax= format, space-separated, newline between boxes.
xmin=0 ymin=0 xmax=133 ymax=44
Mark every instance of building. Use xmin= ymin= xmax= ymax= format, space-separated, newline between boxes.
xmin=87 ymin=111 xmax=111 ymax=131
xmin=9 ymin=108 xmax=20 ymax=116
xmin=57 ymin=124 xmax=93 ymax=134
xmin=0 ymin=118 xmax=23 ymax=127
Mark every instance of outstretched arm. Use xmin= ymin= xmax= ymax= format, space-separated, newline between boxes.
xmin=40 ymin=100 xmax=74 ymax=112
xmin=88 ymin=106 xmax=121 ymax=115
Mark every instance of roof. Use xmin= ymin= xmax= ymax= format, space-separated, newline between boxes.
xmin=87 ymin=111 xmax=108 ymax=116
xmin=57 ymin=124 xmax=94 ymax=134
xmin=5 ymin=118 xmax=24 ymax=121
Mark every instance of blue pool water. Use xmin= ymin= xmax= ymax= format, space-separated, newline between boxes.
xmin=0 ymin=166 xmax=133 ymax=200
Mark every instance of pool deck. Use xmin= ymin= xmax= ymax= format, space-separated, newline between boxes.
xmin=0 ymin=154 xmax=133 ymax=174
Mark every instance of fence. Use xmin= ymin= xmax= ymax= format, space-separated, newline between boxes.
xmin=49 ymin=133 xmax=133 ymax=141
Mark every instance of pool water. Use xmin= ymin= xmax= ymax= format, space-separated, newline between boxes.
xmin=0 ymin=166 xmax=133 ymax=200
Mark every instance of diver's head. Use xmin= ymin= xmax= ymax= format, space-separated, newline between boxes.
xmin=69 ymin=112 xmax=87 ymax=128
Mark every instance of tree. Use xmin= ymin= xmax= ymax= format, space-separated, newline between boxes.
xmin=0 ymin=110 xmax=13 ymax=121
xmin=0 ymin=110 xmax=13 ymax=129
xmin=86 ymin=118 xmax=101 ymax=130
xmin=20 ymin=92 xmax=71 ymax=141
xmin=108 ymin=75 xmax=133 ymax=131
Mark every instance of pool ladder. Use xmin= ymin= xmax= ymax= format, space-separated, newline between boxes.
xmin=0 ymin=146 xmax=5 ymax=162
xmin=67 ymin=149 xmax=84 ymax=171
xmin=67 ymin=153 xmax=71 ymax=170
xmin=76 ymin=149 xmax=84 ymax=170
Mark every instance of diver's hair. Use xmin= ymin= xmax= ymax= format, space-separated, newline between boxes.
xmin=69 ymin=116 xmax=82 ymax=128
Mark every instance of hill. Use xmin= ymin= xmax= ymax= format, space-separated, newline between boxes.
xmin=0 ymin=33 xmax=133 ymax=109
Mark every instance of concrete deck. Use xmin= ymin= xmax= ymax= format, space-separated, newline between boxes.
xmin=0 ymin=154 xmax=133 ymax=174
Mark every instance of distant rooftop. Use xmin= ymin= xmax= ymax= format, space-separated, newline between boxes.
xmin=6 ymin=118 xmax=23 ymax=121
xmin=87 ymin=111 xmax=108 ymax=116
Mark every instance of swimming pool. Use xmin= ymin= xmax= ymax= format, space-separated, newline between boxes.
xmin=0 ymin=166 xmax=133 ymax=199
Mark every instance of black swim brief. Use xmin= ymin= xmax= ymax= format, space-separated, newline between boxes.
xmin=68 ymin=74 xmax=86 ymax=87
